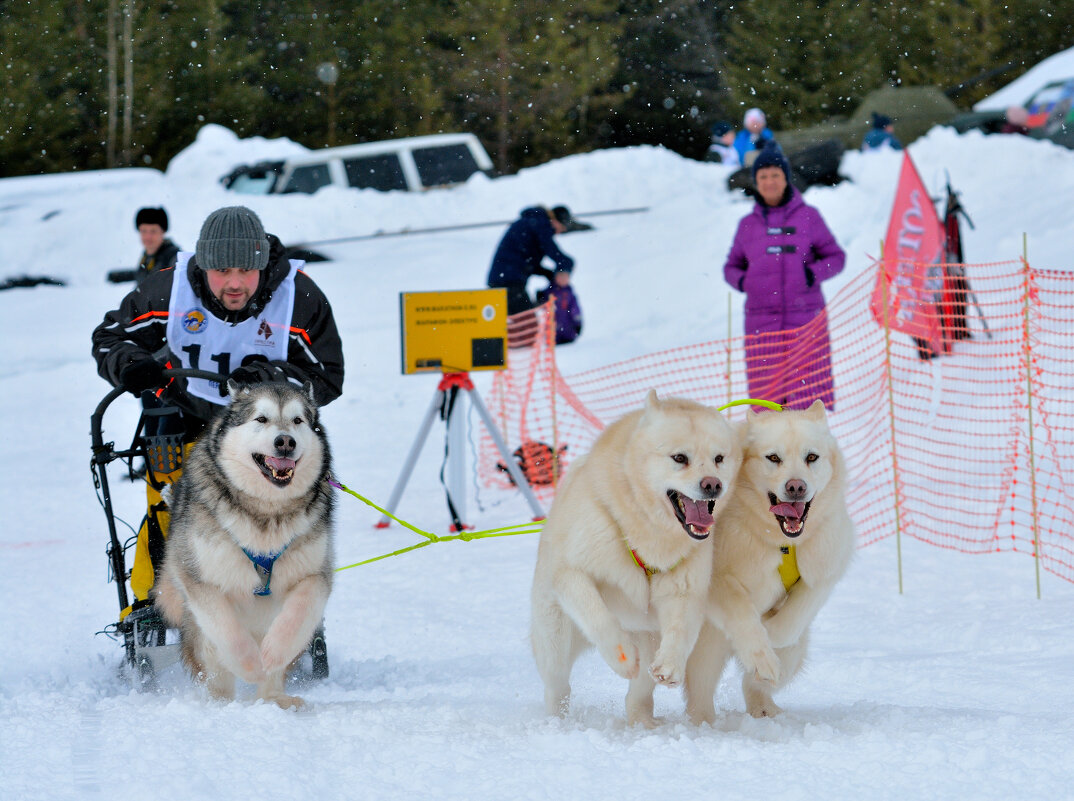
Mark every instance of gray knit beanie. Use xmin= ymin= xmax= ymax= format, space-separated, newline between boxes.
xmin=196 ymin=206 xmax=270 ymax=271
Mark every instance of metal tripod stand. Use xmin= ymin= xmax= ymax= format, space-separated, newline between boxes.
xmin=376 ymin=372 xmax=544 ymax=529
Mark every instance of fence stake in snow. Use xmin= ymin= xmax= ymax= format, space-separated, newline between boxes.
xmin=1020 ymin=236 xmax=1042 ymax=600
xmin=880 ymin=244 xmax=906 ymax=595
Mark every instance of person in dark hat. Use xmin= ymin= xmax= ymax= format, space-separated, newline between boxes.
xmin=706 ymin=120 xmax=740 ymax=166
xmin=94 ymin=205 xmax=344 ymax=437
xmin=93 ymin=205 xmax=344 ymax=625
xmin=487 ymin=205 xmax=581 ymax=315
xmin=133 ymin=207 xmax=182 ymax=285
xmin=722 ymin=142 xmax=845 ymax=410
xmin=861 ymin=112 xmax=903 ymax=152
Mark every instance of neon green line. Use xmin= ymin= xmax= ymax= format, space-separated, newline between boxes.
xmin=336 ymin=539 xmax=436 ymax=570
xmin=330 ymin=478 xmax=545 ymax=572
xmin=716 ymin=398 xmax=783 ymax=412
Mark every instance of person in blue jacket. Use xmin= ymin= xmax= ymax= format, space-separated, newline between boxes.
xmin=861 ymin=112 xmax=903 ymax=152
xmin=487 ymin=205 xmax=576 ymax=315
xmin=733 ymin=108 xmax=775 ymax=167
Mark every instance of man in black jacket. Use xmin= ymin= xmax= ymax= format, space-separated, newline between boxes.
xmin=94 ymin=205 xmax=344 ymax=621
xmin=133 ymin=207 xmax=182 ymax=285
xmin=94 ymin=205 xmax=344 ymax=438
xmin=487 ymin=205 xmax=576 ymax=315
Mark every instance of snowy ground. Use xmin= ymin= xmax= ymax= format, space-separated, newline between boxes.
xmin=2 ymin=124 xmax=1072 ymax=800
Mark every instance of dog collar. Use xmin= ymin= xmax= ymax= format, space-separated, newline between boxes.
xmin=242 ymin=546 xmax=287 ymax=596
xmin=627 ymin=543 xmax=685 ymax=577
xmin=629 ymin=548 xmax=660 ymax=577
xmin=778 ymin=545 xmax=800 ymax=591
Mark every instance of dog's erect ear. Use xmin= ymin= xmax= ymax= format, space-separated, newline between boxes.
xmin=644 ymin=388 xmax=660 ymax=411
xmin=302 ymin=380 xmax=316 ymax=403
xmin=226 ymin=378 xmax=250 ymax=399
xmin=804 ymin=399 xmax=827 ymax=421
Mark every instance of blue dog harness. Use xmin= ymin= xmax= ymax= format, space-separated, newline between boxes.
xmin=242 ymin=546 xmax=288 ymax=596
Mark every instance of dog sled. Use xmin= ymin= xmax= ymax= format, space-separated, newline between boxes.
xmin=90 ymin=367 xmax=329 ymax=688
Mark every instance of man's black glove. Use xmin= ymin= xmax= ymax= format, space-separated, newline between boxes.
xmin=220 ymin=361 xmax=289 ymax=396
xmin=119 ymin=358 xmax=166 ymax=396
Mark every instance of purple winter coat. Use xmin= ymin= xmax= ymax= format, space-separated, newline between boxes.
xmin=723 ymin=188 xmax=845 ymax=409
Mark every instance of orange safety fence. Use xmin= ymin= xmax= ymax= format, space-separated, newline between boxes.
xmin=477 ymin=260 xmax=1074 ymax=586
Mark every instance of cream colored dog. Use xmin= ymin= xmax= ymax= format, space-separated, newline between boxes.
xmin=684 ymin=400 xmax=854 ymax=723
xmin=530 ymin=390 xmax=742 ymax=725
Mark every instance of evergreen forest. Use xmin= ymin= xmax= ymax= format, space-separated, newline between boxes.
xmin=2 ymin=0 xmax=1072 ymax=178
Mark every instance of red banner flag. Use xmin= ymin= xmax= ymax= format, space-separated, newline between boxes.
xmin=870 ymin=152 xmax=944 ymax=353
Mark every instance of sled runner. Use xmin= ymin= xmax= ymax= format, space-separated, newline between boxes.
xmin=90 ymin=368 xmax=329 ymax=689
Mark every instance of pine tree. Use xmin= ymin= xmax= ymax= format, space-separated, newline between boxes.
xmin=598 ymin=0 xmax=732 ymax=159
xmin=0 ymin=1 xmax=112 ymax=175
xmin=428 ymin=0 xmax=622 ymax=172
xmin=864 ymin=0 xmax=993 ymax=91
xmin=720 ymin=0 xmax=880 ymax=130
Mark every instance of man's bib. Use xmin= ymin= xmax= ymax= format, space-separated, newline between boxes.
xmin=166 ymin=253 xmax=297 ymax=404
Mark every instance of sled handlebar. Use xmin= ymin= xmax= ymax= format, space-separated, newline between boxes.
xmin=90 ymin=368 xmax=225 ymax=451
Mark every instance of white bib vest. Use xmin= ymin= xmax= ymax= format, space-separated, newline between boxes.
xmin=166 ymin=253 xmax=298 ymax=404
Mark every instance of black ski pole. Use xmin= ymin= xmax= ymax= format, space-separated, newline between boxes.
xmin=945 ymin=179 xmax=992 ymax=340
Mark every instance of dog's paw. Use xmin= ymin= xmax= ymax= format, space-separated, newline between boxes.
xmin=744 ymin=645 xmax=781 ymax=685
xmin=745 ymin=691 xmax=783 ymax=719
xmin=601 ymin=640 xmax=640 ymax=679
xmin=648 ymin=653 xmax=684 ymax=687
xmin=627 ymin=710 xmax=661 ymax=729
xmin=260 ymin=690 xmax=305 ymax=710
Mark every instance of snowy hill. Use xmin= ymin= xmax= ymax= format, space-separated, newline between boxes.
xmin=1 ymin=125 xmax=1072 ymax=801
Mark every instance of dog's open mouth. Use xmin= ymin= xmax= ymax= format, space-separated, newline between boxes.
xmin=768 ymin=492 xmax=810 ymax=538
xmin=254 ymin=454 xmax=297 ymax=487
xmin=667 ymin=489 xmax=716 ymax=540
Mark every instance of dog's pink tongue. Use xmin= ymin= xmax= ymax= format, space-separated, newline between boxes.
xmin=770 ymin=501 xmax=806 ymax=519
xmin=683 ymin=498 xmax=714 ymax=528
xmin=265 ymin=456 xmax=296 ymax=472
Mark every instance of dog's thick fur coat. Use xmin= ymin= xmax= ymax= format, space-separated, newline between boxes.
xmin=530 ymin=391 xmax=742 ymax=725
xmin=684 ymin=400 xmax=854 ymax=723
xmin=155 ymin=381 xmax=334 ymax=708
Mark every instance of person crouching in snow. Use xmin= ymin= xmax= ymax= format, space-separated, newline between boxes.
xmin=723 ymin=143 xmax=845 ymax=410
xmin=487 ymin=205 xmax=576 ymax=315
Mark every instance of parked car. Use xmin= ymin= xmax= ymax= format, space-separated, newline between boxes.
xmin=221 ymin=132 xmax=494 ymax=195
xmin=951 ymin=78 xmax=1074 ymax=148
xmin=772 ymin=85 xmax=962 ymax=154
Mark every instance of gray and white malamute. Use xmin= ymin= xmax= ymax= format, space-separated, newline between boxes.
xmin=154 ymin=380 xmax=334 ymax=709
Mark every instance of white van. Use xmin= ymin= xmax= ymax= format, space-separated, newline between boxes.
xmin=222 ymin=132 xmax=495 ymax=195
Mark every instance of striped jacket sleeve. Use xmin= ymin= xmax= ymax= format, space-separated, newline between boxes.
xmin=91 ymin=269 xmax=174 ymax=389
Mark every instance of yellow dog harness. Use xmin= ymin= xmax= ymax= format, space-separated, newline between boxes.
xmin=779 ymin=545 xmax=801 ymax=591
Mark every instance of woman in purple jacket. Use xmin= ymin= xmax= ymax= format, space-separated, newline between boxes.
xmin=723 ymin=144 xmax=845 ymax=409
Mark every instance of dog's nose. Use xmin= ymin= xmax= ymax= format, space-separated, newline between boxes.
xmin=699 ymin=476 xmax=722 ymax=498
xmin=785 ymin=479 xmax=807 ymax=500
xmin=274 ymin=434 xmax=296 ymax=455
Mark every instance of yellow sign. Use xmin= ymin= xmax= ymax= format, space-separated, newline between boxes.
xmin=400 ymin=289 xmax=508 ymax=374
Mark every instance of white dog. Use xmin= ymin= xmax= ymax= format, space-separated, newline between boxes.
xmin=530 ymin=390 xmax=742 ymax=725
xmin=684 ymin=400 xmax=854 ymax=723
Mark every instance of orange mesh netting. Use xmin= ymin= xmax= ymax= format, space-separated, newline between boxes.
xmin=477 ymin=261 xmax=1074 ymax=585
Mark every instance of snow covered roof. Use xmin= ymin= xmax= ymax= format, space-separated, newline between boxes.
xmin=975 ymin=46 xmax=1074 ymax=111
